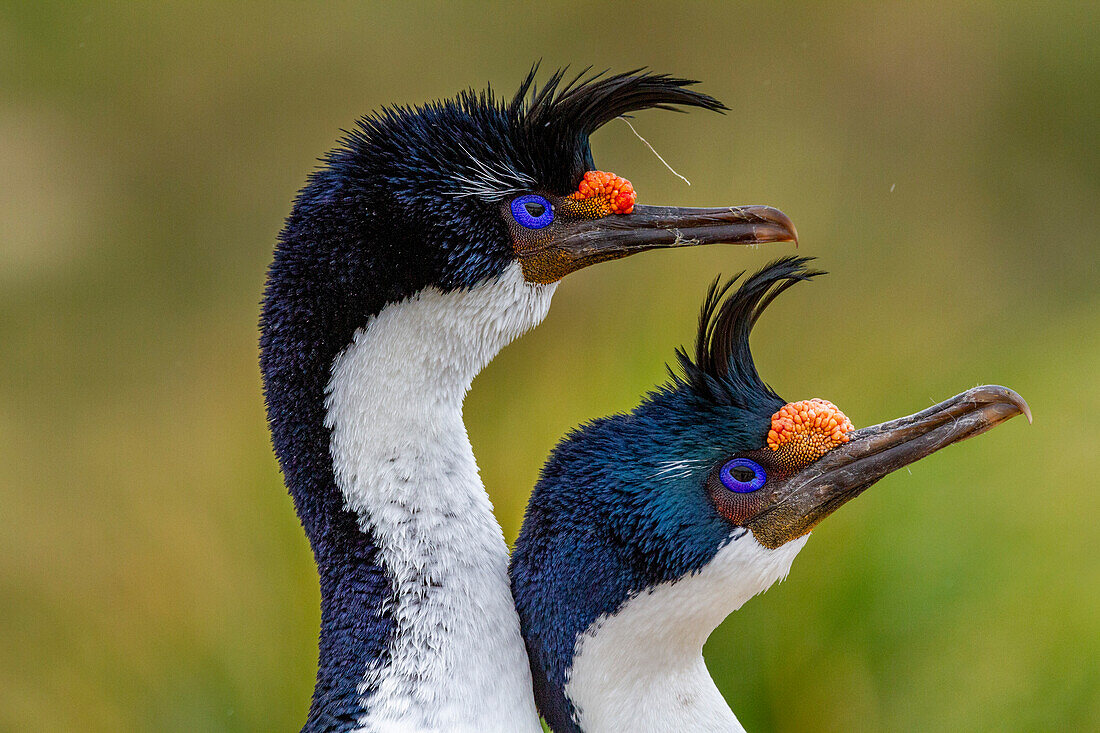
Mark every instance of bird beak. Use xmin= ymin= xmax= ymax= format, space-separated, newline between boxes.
xmin=518 ymin=204 xmax=798 ymax=283
xmin=747 ymin=385 xmax=1032 ymax=549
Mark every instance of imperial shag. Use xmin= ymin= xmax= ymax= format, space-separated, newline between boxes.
xmin=509 ymin=257 xmax=1030 ymax=733
xmin=259 ymin=69 xmax=797 ymax=732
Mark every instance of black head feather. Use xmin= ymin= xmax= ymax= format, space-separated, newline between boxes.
xmin=674 ymin=256 xmax=825 ymax=408
xmin=341 ymin=66 xmax=725 ymax=207
xmin=510 ymin=65 xmax=727 ymax=191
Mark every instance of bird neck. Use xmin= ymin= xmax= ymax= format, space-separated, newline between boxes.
xmin=322 ymin=263 xmax=551 ymax=732
xmin=562 ymin=533 xmax=807 ymax=733
xmin=264 ymin=259 xmax=553 ymax=731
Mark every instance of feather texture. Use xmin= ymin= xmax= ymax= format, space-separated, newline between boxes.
xmin=674 ymin=256 xmax=824 ymax=408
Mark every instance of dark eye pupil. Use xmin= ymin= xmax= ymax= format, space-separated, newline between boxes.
xmin=524 ymin=201 xmax=546 ymax=218
xmin=731 ymin=467 xmax=756 ymax=483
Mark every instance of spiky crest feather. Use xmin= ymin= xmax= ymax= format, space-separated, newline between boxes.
xmin=510 ymin=65 xmax=726 ymax=191
xmin=672 ymin=256 xmax=824 ymax=408
xmin=338 ymin=65 xmax=726 ymax=203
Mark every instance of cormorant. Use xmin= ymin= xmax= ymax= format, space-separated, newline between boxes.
xmin=510 ymin=257 xmax=1030 ymax=733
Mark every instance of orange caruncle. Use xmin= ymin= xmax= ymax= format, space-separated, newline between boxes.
xmin=767 ymin=398 xmax=854 ymax=465
xmin=569 ymin=170 xmax=636 ymax=215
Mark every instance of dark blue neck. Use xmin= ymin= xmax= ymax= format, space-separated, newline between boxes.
xmin=512 ymin=500 xmax=657 ymax=733
xmin=261 ymin=268 xmax=394 ymax=730
xmin=259 ymin=169 xmax=442 ymax=731
xmin=510 ymin=407 xmax=748 ymax=732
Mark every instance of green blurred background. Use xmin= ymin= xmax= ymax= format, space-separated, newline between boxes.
xmin=2 ymin=2 xmax=1097 ymax=730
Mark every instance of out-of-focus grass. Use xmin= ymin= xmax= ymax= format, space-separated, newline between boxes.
xmin=1 ymin=2 xmax=1096 ymax=730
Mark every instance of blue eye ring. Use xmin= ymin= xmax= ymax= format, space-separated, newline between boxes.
xmin=510 ymin=194 xmax=554 ymax=229
xmin=719 ymin=458 xmax=767 ymax=493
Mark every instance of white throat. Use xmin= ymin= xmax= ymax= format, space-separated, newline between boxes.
xmin=565 ymin=532 xmax=809 ymax=733
xmin=324 ymin=262 xmax=553 ymax=733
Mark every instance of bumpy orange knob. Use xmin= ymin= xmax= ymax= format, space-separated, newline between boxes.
xmin=569 ymin=170 xmax=636 ymax=215
xmin=767 ymin=398 xmax=854 ymax=466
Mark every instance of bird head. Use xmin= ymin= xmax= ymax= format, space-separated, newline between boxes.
xmin=274 ymin=67 xmax=797 ymax=313
xmin=648 ymin=258 xmax=1030 ymax=554
xmin=510 ymin=257 xmax=1030 ymax=731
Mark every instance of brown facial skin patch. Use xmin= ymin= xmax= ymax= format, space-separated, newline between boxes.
xmin=519 ymin=246 xmax=631 ymax=284
xmin=746 ymin=499 xmax=824 ymax=550
xmin=708 ymin=399 xmax=855 ymax=549
xmin=505 ymin=171 xmax=636 ymax=284
xmin=508 ymin=193 xmax=633 ymax=283
xmin=706 ymin=449 xmax=787 ymax=528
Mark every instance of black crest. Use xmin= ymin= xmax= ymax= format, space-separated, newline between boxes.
xmin=510 ymin=66 xmax=727 ymax=190
xmin=325 ymin=65 xmax=727 ymax=232
xmin=336 ymin=65 xmax=726 ymax=205
xmin=675 ymin=256 xmax=824 ymax=408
